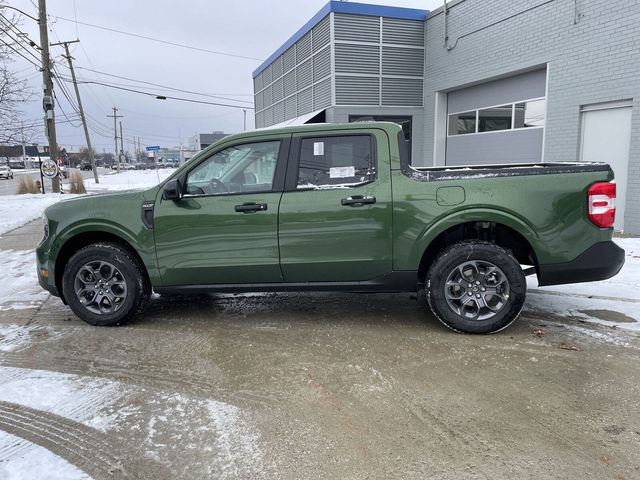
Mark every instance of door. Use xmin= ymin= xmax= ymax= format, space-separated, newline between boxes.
xmin=278 ymin=130 xmax=393 ymax=282
xmin=580 ymin=102 xmax=632 ymax=231
xmin=154 ymin=137 xmax=289 ymax=286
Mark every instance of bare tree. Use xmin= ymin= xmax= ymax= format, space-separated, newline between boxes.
xmin=0 ymin=2 xmax=36 ymax=144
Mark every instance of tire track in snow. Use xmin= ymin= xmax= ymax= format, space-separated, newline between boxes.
xmin=0 ymin=401 xmax=135 ymax=479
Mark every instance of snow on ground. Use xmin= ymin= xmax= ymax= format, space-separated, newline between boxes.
xmin=0 ymin=430 xmax=92 ymax=480
xmin=526 ymin=238 xmax=640 ymax=331
xmin=0 ymin=251 xmax=50 ymax=311
xmin=84 ymin=168 xmax=175 ymax=192
xmin=0 ymin=194 xmax=73 ymax=236
xmin=0 ymin=170 xmax=174 ymax=235
xmin=0 ymin=366 xmax=265 ymax=477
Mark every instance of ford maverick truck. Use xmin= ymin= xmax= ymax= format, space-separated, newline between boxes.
xmin=36 ymin=122 xmax=625 ymax=333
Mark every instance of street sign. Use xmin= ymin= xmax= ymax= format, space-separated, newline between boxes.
xmin=146 ymin=145 xmax=160 ymax=152
xmin=41 ymin=159 xmax=59 ymax=179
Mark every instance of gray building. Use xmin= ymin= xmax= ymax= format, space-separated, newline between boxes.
xmin=253 ymin=0 xmax=640 ymax=234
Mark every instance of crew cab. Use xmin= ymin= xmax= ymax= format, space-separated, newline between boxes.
xmin=36 ymin=122 xmax=625 ymax=333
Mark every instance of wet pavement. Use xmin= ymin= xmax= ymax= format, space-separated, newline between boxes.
xmin=0 ymin=222 xmax=639 ymax=479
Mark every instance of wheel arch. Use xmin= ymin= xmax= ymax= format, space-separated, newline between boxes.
xmin=416 ymin=214 xmax=540 ymax=285
xmin=54 ymin=229 xmax=151 ymax=303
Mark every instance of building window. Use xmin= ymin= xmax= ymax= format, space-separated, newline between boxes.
xmin=448 ymin=98 xmax=546 ymax=136
xmin=448 ymin=111 xmax=477 ymax=136
xmin=478 ymin=105 xmax=512 ymax=132
xmin=514 ymin=99 xmax=545 ymax=128
xmin=297 ymin=135 xmax=376 ymax=189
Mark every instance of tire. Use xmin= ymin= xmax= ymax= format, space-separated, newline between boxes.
xmin=62 ymin=242 xmax=149 ymax=326
xmin=426 ymin=241 xmax=526 ymax=334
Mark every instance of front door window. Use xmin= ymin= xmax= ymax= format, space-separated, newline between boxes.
xmin=185 ymin=141 xmax=280 ymax=196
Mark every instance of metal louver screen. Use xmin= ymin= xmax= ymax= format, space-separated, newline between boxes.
xmin=283 ymin=70 xmax=296 ymax=97
xmin=313 ymin=78 xmax=332 ymax=110
xmin=381 ymin=77 xmax=423 ymax=106
xmin=273 ymin=101 xmax=285 ymax=124
xmin=263 ymin=106 xmax=274 ymax=127
xmin=262 ymin=66 xmax=272 ymax=87
xmin=254 ymin=75 xmax=262 ymax=93
xmin=255 ymin=111 xmax=264 ymax=129
xmin=297 ymin=59 xmax=313 ymax=90
xmin=272 ymin=56 xmax=283 ymax=79
xmin=285 ymin=95 xmax=297 ymax=119
xmin=334 ymin=14 xmax=380 ymax=43
xmin=335 ymin=43 xmax=379 ymax=75
xmin=272 ymin=78 xmax=284 ymax=103
xmin=263 ymin=84 xmax=273 ymax=108
xmin=283 ymin=46 xmax=296 ymax=72
xmin=255 ymin=91 xmax=264 ymax=111
xmin=382 ymin=46 xmax=424 ymax=77
xmin=313 ymin=16 xmax=330 ymax=52
xmin=297 ymin=32 xmax=313 ymax=61
xmin=382 ymin=18 xmax=424 ymax=46
xmin=297 ymin=87 xmax=313 ymax=115
xmin=336 ymin=76 xmax=379 ymax=105
xmin=313 ymin=47 xmax=331 ymax=82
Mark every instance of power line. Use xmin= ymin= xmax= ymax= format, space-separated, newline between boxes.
xmin=0 ymin=37 xmax=41 ymax=69
xmin=57 ymin=77 xmax=255 ymax=110
xmin=53 ymin=15 xmax=264 ymax=61
xmin=0 ymin=14 xmax=42 ymax=58
xmin=71 ymin=66 xmax=253 ymax=104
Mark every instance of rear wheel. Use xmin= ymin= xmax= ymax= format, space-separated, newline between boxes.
xmin=62 ymin=242 xmax=149 ymax=326
xmin=426 ymin=241 xmax=526 ymax=334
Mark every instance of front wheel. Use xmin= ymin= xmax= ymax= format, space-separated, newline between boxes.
xmin=62 ymin=242 xmax=149 ymax=326
xmin=426 ymin=241 xmax=526 ymax=334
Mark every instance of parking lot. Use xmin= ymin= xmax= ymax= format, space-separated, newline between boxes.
xmin=0 ymin=220 xmax=639 ymax=479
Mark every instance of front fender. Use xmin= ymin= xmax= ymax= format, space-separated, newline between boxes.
xmin=50 ymin=220 xmax=160 ymax=285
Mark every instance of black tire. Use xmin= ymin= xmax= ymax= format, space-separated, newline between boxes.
xmin=426 ymin=241 xmax=526 ymax=334
xmin=62 ymin=242 xmax=149 ymax=326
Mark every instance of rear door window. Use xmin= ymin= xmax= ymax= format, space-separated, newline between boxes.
xmin=297 ymin=135 xmax=376 ymax=189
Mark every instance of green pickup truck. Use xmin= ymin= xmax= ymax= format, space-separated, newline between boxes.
xmin=37 ymin=122 xmax=624 ymax=333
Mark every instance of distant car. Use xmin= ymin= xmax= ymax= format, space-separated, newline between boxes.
xmin=124 ymin=164 xmax=136 ymax=170
xmin=79 ymin=162 xmax=92 ymax=171
xmin=0 ymin=164 xmax=13 ymax=180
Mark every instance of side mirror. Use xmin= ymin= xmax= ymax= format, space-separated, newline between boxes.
xmin=163 ymin=179 xmax=182 ymax=200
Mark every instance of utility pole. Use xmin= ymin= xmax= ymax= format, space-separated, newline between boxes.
xmin=52 ymin=40 xmax=99 ymax=184
xmin=38 ymin=0 xmax=60 ymax=192
xmin=243 ymin=109 xmax=247 ymax=131
xmin=119 ymin=121 xmax=124 ymax=163
xmin=107 ymin=107 xmax=122 ymax=172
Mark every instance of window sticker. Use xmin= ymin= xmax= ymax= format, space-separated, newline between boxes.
xmin=313 ymin=142 xmax=324 ymax=156
xmin=329 ymin=166 xmax=355 ymax=178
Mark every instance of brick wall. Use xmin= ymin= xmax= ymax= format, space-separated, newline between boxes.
xmin=422 ymin=0 xmax=640 ymax=233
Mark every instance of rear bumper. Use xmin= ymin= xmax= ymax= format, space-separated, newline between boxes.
xmin=537 ymin=241 xmax=625 ymax=287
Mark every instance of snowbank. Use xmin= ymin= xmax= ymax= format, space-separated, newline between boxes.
xmin=84 ymin=169 xmax=176 ymax=192
xmin=0 ymin=170 xmax=176 ymax=235
xmin=0 ymin=194 xmax=76 ymax=236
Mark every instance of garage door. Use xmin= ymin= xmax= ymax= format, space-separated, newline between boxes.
xmin=580 ymin=101 xmax=632 ymax=231
xmin=446 ymin=69 xmax=546 ymax=166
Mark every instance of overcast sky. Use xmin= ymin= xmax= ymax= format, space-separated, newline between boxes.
xmin=9 ymin=0 xmax=442 ymax=153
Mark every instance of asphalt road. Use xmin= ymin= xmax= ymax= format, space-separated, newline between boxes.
xmin=0 ymin=222 xmax=639 ymax=479
xmin=0 ymin=167 xmax=108 ymax=196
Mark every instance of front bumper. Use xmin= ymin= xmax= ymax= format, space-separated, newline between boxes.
xmin=537 ymin=241 xmax=625 ymax=287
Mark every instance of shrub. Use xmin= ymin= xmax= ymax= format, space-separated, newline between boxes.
xmin=17 ymin=175 xmax=38 ymax=194
xmin=68 ymin=171 xmax=87 ymax=194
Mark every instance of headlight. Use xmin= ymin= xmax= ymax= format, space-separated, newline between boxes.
xmin=41 ymin=214 xmax=49 ymax=240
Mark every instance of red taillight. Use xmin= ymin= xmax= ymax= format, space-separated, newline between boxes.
xmin=587 ymin=182 xmax=616 ymax=228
